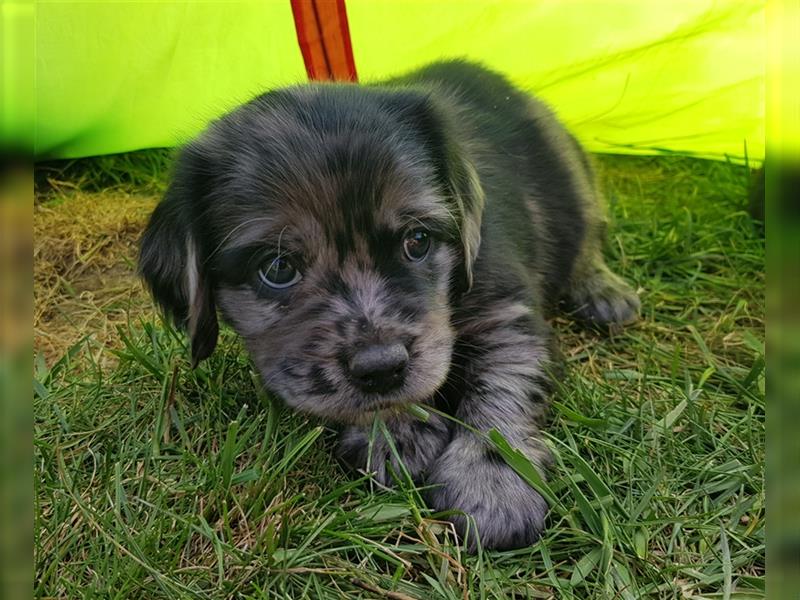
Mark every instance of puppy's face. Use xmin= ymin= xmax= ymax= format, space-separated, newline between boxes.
xmin=140 ymin=85 xmax=484 ymax=424
xmin=212 ymin=136 xmax=461 ymax=423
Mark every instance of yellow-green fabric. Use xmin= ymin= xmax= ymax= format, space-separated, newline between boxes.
xmin=13 ymin=1 xmax=764 ymax=160
xmin=347 ymin=0 xmax=764 ymax=162
xmin=31 ymin=1 xmax=307 ymax=158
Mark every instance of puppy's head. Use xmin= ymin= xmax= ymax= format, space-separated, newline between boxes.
xmin=139 ymin=85 xmax=484 ymax=423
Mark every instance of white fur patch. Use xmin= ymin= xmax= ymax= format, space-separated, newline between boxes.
xmin=185 ymin=237 xmax=201 ymax=336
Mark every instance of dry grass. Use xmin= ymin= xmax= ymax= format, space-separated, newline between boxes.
xmin=34 ymin=191 xmax=156 ymax=365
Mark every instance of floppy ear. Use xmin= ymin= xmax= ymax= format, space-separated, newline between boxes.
xmin=138 ymin=147 xmax=219 ymax=366
xmin=385 ymin=91 xmax=485 ymax=291
xmin=435 ymin=127 xmax=485 ymax=292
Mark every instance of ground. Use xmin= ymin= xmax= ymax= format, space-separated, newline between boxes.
xmin=34 ymin=152 xmax=765 ymax=599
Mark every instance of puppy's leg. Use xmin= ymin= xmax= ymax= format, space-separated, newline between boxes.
xmin=427 ymin=302 xmax=552 ymax=550
xmin=525 ymin=99 xmax=639 ymax=328
xmin=565 ymin=155 xmax=640 ymax=328
xmin=337 ymin=413 xmax=450 ymax=485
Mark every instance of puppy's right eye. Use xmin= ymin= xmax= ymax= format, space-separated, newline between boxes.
xmin=258 ymin=255 xmax=302 ymax=289
xmin=403 ymin=229 xmax=432 ymax=262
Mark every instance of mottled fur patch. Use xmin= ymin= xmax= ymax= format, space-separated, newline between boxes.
xmin=139 ymin=59 xmax=639 ymax=551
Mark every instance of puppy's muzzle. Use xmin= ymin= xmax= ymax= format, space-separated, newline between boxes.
xmin=348 ymin=343 xmax=408 ymax=394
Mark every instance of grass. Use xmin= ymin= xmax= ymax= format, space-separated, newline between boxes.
xmin=34 ymin=151 xmax=765 ymax=599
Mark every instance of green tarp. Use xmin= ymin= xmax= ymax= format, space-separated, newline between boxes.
xmin=6 ymin=1 xmax=765 ymax=161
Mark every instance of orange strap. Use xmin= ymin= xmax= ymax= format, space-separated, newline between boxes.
xmin=290 ymin=0 xmax=358 ymax=82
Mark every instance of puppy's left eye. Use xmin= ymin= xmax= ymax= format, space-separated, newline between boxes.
xmin=258 ymin=255 xmax=302 ymax=289
xmin=403 ymin=229 xmax=431 ymax=262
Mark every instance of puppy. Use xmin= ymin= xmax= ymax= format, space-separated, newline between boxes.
xmin=139 ymin=60 xmax=639 ymax=550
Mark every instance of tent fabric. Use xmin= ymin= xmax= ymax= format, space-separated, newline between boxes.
xmin=21 ymin=1 xmax=764 ymax=161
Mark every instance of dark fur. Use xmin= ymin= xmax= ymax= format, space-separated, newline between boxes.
xmin=139 ymin=60 xmax=639 ymax=550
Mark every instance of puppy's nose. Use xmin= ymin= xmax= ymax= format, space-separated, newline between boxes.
xmin=348 ymin=343 xmax=408 ymax=394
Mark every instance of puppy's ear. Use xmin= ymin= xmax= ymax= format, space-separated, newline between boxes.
xmin=435 ymin=128 xmax=485 ymax=292
xmin=386 ymin=91 xmax=485 ymax=291
xmin=139 ymin=146 xmax=219 ymax=366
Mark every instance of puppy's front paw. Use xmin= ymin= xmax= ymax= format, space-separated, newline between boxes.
xmin=336 ymin=426 xmax=395 ymax=486
xmin=427 ymin=436 xmax=549 ymax=551
xmin=336 ymin=414 xmax=450 ymax=486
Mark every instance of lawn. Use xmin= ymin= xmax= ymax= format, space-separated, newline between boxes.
xmin=34 ymin=152 xmax=765 ymax=599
